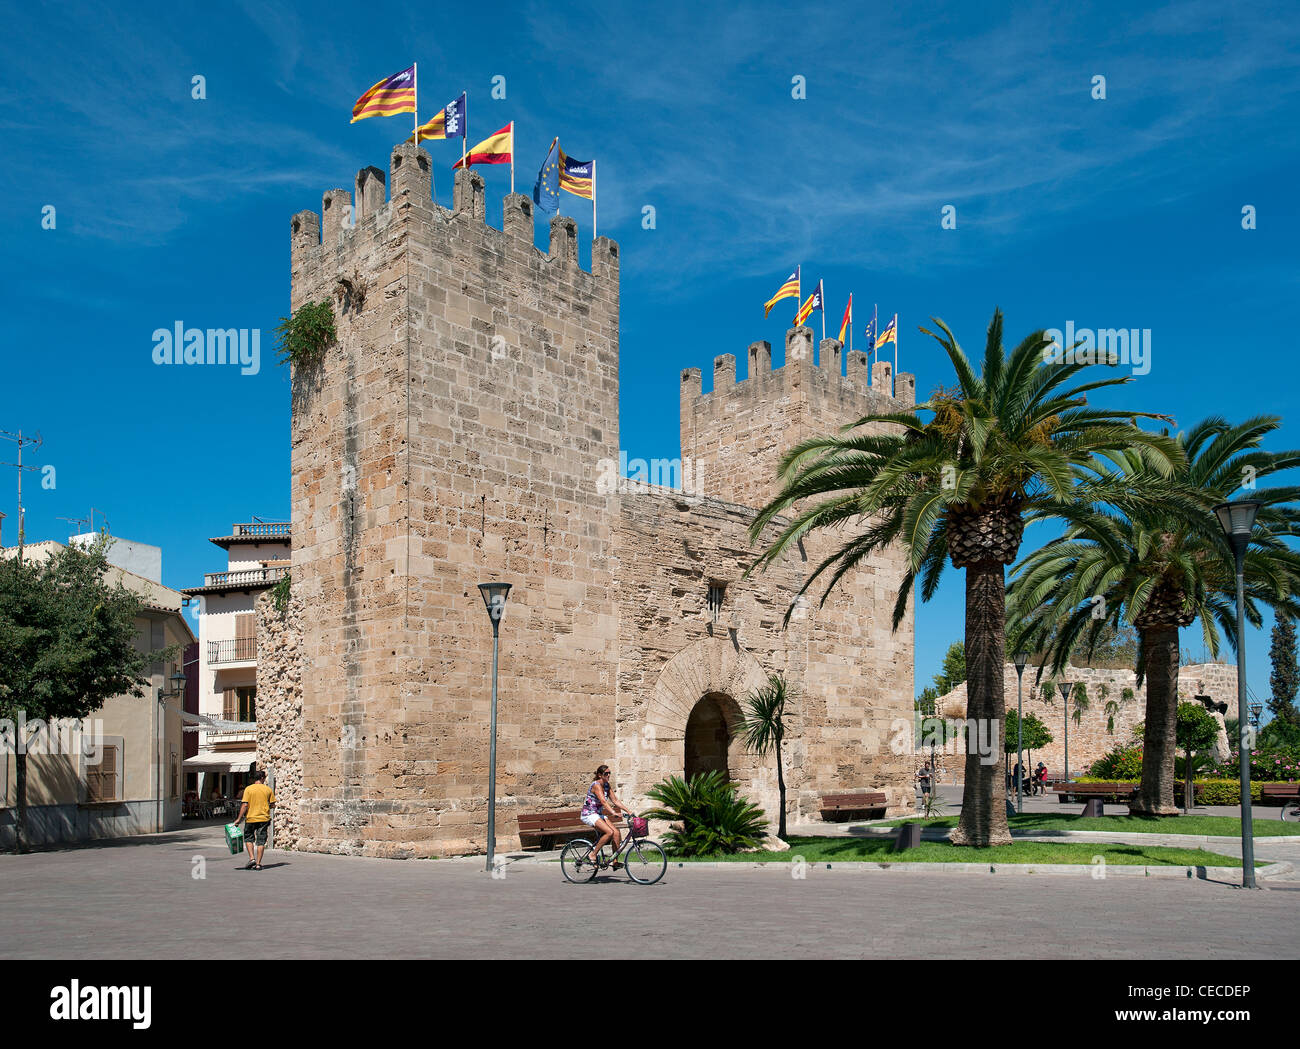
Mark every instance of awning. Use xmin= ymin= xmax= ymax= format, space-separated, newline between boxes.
xmin=183 ymin=752 xmax=256 ymax=772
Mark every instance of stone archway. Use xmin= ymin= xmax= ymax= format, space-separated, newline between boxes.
xmin=685 ymin=691 xmax=743 ymax=782
xmin=618 ymin=637 xmax=774 ymax=817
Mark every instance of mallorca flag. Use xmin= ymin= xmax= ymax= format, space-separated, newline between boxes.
xmin=876 ymin=314 xmax=898 ymax=349
xmin=794 ymin=279 xmax=823 ymax=327
xmin=559 ymin=146 xmax=594 ymax=199
xmin=454 ymin=122 xmax=513 ymax=168
xmin=409 ymin=92 xmax=466 ymax=143
xmin=763 ymin=267 xmax=800 ymax=317
xmin=351 ymin=65 xmax=416 ymax=123
xmin=838 ymin=294 xmax=852 ymax=344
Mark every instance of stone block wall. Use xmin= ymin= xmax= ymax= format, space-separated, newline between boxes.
xmin=256 ymin=588 xmax=303 ymax=848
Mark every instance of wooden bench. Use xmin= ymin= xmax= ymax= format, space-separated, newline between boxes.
xmin=1052 ymin=782 xmax=1137 ymax=803
xmin=517 ymin=810 xmax=589 ymax=850
xmin=1261 ymin=784 xmax=1300 ymax=803
xmin=820 ymin=792 xmax=888 ymax=822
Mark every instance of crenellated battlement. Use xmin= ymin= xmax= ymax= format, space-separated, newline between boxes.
xmin=289 ymin=142 xmax=618 ymax=314
xmin=680 ymin=326 xmax=916 ymax=507
xmin=681 ymin=325 xmax=916 ymax=411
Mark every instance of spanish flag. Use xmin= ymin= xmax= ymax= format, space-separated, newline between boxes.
xmin=794 ymin=279 xmax=823 ymax=327
xmin=838 ymin=294 xmax=852 ymax=344
xmin=876 ymin=314 xmax=898 ymax=349
xmin=351 ymin=65 xmax=416 ymax=123
xmin=454 ymin=122 xmax=514 ymax=168
xmin=763 ymin=267 xmax=800 ymax=318
xmin=409 ymin=92 xmax=466 ymax=143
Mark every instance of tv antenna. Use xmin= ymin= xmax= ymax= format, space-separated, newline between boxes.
xmin=0 ymin=429 xmax=43 ymax=561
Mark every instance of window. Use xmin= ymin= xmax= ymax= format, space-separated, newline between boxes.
xmin=86 ymin=743 xmax=121 ymax=803
xmin=707 ymin=582 xmax=726 ymax=622
xmin=170 ymin=748 xmax=179 ymax=799
xmin=237 ymin=686 xmax=256 ymax=723
xmin=234 ymin=613 xmax=256 ymax=660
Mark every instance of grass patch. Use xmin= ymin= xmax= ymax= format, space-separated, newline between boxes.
xmin=877 ymin=813 xmax=1300 ymax=838
xmin=675 ymin=836 xmax=1256 ymax=866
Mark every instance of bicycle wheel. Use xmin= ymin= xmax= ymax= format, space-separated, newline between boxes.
xmin=560 ymin=838 xmax=598 ymax=883
xmin=624 ymin=838 xmax=666 ymax=884
xmin=1281 ymin=801 xmax=1300 ymax=822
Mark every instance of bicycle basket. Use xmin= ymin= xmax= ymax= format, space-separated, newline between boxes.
xmin=628 ymin=816 xmax=649 ymax=838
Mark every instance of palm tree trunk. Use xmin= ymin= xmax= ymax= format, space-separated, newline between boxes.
xmin=1131 ymin=625 xmax=1181 ymax=816
xmin=951 ymin=560 xmax=1013 ymax=846
xmin=775 ymin=739 xmax=786 ymax=840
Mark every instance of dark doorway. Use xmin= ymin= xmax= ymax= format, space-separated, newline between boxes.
xmin=685 ymin=692 xmax=733 ymax=782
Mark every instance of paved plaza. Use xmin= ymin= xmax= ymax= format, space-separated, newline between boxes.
xmin=2 ymin=820 xmax=1298 ymax=960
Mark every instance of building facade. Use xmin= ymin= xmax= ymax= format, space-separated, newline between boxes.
xmin=0 ymin=539 xmax=192 ymax=848
xmin=181 ymin=522 xmax=290 ymax=798
xmin=257 ymin=145 xmax=917 ymax=858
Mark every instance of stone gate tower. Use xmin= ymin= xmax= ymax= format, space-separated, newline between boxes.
xmin=274 ymin=141 xmax=917 ymax=858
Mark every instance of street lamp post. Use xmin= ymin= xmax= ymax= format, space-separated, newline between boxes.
xmin=477 ymin=581 xmax=512 ymax=875
xmin=1214 ymin=499 xmax=1261 ymax=889
xmin=1014 ymin=653 xmax=1028 ymax=814
xmin=1057 ymin=681 xmax=1075 ymax=785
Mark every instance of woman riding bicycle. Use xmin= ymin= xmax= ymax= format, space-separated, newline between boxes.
xmin=580 ymin=764 xmax=630 ymax=867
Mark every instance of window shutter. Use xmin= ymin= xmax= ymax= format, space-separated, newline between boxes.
xmin=235 ymin=613 xmax=256 ymax=660
xmin=102 ymin=745 xmax=118 ymax=801
xmin=86 ymin=761 xmax=102 ymax=803
xmin=223 ymin=688 xmax=237 ymax=721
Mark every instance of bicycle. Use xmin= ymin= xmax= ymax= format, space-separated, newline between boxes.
xmin=560 ymin=814 xmax=667 ymax=885
xmin=1280 ymin=798 xmax=1300 ymax=822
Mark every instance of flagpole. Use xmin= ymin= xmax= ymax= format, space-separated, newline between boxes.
xmin=893 ymin=313 xmax=898 ymax=398
xmin=462 ymin=92 xmax=468 ymax=169
xmin=849 ymin=295 xmax=853 ymax=353
xmin=592 ymin=160 xmax=597 ymax=241
xmin=821 ymin=282 xmax=826 ymax=343
xmin=413 ymin=62 xmax=418 ymax=144
xmin=510 ymin=121 xmax=515 ymax=194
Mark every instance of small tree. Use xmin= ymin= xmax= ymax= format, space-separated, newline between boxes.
xmin=1005 ymin=710 xmax=1053 ymax=783
xmin=0 ymin=536 xmax=174 ymax=853
xmin=739 ymin=674 xmax=789 ymax=840
xmin=933 ymin=642 xmax=966 ymax=695
xmin=1176 ymin=702 xmax=1220 ymax=811
xmin=1269 ymin=616 xmax=1299 ymax=726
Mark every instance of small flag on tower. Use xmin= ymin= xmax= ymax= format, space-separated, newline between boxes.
xmin=794 ymin=279 xmax=823 ymax=327
xmin=838 ymin=294 xmax=852 ymax=344
xmin=863 ymin=310 xmax=877 ymax=353
xmin=454 ymin=122 xmax=514 ymax=168
xmin=559 ymin=146 xmax=594 ymax=199
xmin=409 ymin=92 xmax=467 ymax=143
xmin=351 ymin=65 xmax=416 ymax=123
xmin=876 ymin=314 xmax=897 ymax=349
xmin=764 ymin=267 xmax=800 ymax=317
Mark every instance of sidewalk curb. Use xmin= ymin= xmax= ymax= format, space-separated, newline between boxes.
xmin=653 ymin=860 xmax=1292 ymax=878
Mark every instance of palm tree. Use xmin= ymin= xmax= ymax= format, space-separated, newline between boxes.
xmin=739 ymin=673 xmax=790 ymax=839
xmin=748 ymin=309 xmax=1179 ymax=846
xmin=1008 ymin=416 xmax=1300 ymax=815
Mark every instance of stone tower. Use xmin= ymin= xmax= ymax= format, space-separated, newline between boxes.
xmin=288 ymin=143 xmax=621 ymax=856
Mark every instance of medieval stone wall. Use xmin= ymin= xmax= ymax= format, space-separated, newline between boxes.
xmin=934 ymin=662 xmax=1239 ymax=784
xmin=255 ymin=589 xmax=303 ymax=848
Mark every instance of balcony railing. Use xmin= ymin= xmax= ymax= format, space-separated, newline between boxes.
xmin=231 ymin=522 xmax=291 ymax=539
xmin=202 ymin=566 xmax=289 ymax=588
xmin=209 ymin=638 xmax=258 ymax=664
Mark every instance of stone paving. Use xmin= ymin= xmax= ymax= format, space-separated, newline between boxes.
xmin=2 ymin=823 xmax=1298 ymax=959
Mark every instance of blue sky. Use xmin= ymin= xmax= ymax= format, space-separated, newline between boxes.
xmin=2 ymin=0 xmax=1298 ymax=709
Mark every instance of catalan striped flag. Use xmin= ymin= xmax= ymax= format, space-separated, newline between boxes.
xmin=876 ymin=314 xmax=897 ymax=349
xmin=409 ymin=92 xmax=466 ymax=143
xmin=794 ymin=279 xmax=823 ymax=327
xmin=838 ymin=294 xmax=852 ymax=345
xmin=351 ymin=65 xmax=416 ymax=123
xmin=763 ymin=267 xmax=800 ymax=318
xmin=454 ymin=122 xmax=514 ymax=168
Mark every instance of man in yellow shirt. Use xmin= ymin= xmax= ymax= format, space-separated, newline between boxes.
xmin=235 ymin=769 xmax=276 ymax=870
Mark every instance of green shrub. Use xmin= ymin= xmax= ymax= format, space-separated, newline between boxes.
xmin=1072 ymin=777 xmax=1264 ymax=803
xmin=275 ymin=301 xmax=336 ymax=368
xmin=643 ymin=771 xmax=769 ymax=856
xmin=1088 ymin=742 xmax=1143 ymax=779
xmin=269 ymin=572 xmax=291 ymax=613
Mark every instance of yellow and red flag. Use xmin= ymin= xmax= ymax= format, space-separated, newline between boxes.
xmin=876 ymin=313 xmax=898 ymax=349
xmin=838 ymin=294 xmax=852 ymax=344
xmin=763 ymin=266 xmax=800 ymax=318
xmin=454 ymin=122 xmax=514 ymax=168
xmin=351 ymin=65 xmax=416 ymax=123
xmin=794 ymin=279 xmax=823 ymax=327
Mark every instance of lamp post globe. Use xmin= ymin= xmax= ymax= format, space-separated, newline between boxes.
xmin=1057 ymin=681 xmax=1075 ymax=785
xmin=1013 ymin=653 xmax=1028 ymax=813
xmin=477 ymin=581 xmax=512 ymax=874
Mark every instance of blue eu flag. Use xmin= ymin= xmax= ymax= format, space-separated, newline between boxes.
xmin=533 ymin=137 xmax=561 ymax=213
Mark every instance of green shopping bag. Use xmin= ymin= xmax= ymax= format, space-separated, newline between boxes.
xmin=225 ymin=822 xmax=244 ymax=854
